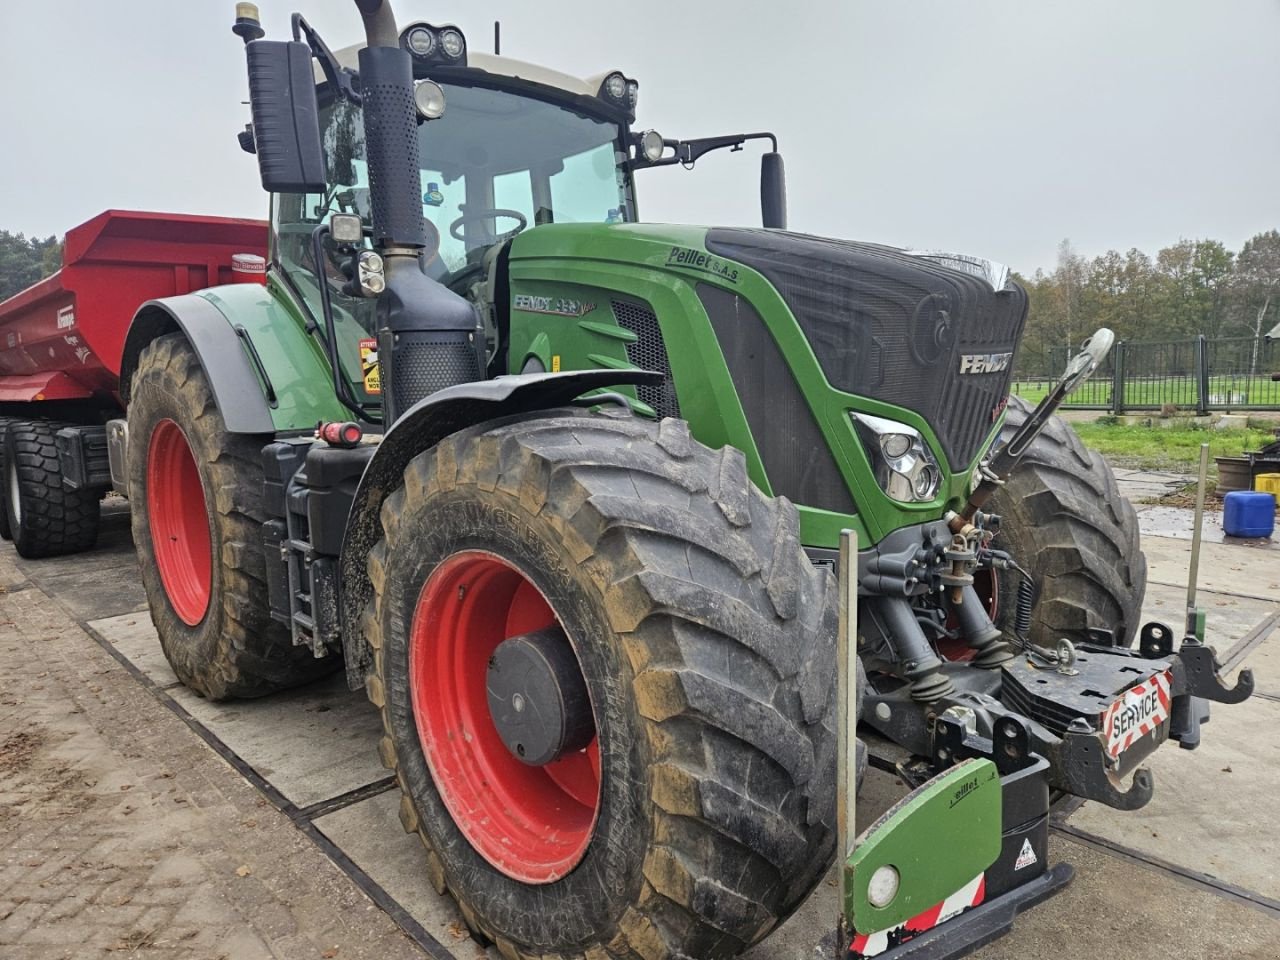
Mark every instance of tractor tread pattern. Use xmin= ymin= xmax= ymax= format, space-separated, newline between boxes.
xmin=991 ymin=396 xmax=1146 ymax=646
xmin=366 ymin=411 xmax=837 ymax=960
xmin=5 ymin=419 xmax=100 ymax=558
xmin=129 ymin=333 xmax=333 ymax=699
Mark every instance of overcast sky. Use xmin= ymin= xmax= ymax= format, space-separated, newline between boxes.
xmin=2 ymin=0 xmax=1276 ymax=275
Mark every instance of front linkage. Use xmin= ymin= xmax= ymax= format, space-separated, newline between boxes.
xmin=833 ymin=333 xmax=1255 ymax=958
xmin=856 ymin=329 xmax=1254 ymax=812
xmin=864 ymin=620 xmax=1252 ymax=812
xmin=835 ymin=622 xmax=1252 ymax=960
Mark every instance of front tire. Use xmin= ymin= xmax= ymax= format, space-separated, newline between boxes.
xmin=367 ymin=412 xmax=837 ymax=960
xmin=128 ymin=333 xmax=334 ymax=699
xmin=988 ymin=397 xmax=1146 ymax=647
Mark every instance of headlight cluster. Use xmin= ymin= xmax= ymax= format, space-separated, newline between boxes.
xmin=852 ymin=412 xmax=943 ymax=503
xmin=598 ymin=71 xmax=639 ymax=114
xmin=400 ymin=22 xmax=467 ymax=67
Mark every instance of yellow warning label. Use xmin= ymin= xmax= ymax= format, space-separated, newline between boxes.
xmin=359 ymin=338 xmax=381 ymax=395
xmin=551 ymin=354 xmax=561 ymax=372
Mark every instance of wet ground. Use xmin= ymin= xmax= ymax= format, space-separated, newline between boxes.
xmin=2 ymin=491 xmax=1278 ymax=959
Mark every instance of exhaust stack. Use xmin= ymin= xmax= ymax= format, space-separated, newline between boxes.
xmin=352 ymin=0 xmax=484 ymax=423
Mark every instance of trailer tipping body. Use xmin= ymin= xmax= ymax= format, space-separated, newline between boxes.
xmin=0 ymin=209 xmax=267 ymax=406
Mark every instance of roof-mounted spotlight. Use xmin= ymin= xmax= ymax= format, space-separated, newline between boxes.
xmin=597 ymin=71 xmax=638 ymax=119
xmin=400 ymin=22 xmax=467 ymax=69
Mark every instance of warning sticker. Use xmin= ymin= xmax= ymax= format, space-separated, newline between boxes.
xmin=1014 ymin=838 xmax=1038 ymax=871
xmin=359 ymin=338 xmax=381 ymax=395
xmin=1102 ymin=670 xmax=1172 ymax=760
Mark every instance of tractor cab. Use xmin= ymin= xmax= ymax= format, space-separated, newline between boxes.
xmin=273 ymin=32 xmax=639 ymax=323
xmin=265 ymin=22 xmax=785 ymax=414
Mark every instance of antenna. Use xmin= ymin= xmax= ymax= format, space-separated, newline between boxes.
xmin=494 ymin=20 xmax=501 ymax=55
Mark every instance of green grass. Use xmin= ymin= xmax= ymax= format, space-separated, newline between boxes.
xmin=1011 ymin=376 xmax=1280 ymax=410
xmin=1068 ymin=418 xmax=1275 ymax=472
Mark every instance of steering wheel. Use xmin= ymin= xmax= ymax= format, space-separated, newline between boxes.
xmin=449 ymin=208 xmax=528 ymax=243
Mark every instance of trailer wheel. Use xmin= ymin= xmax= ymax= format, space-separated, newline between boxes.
xmin=2 ymin=420 xmax=100 ymax=558
xmin=128 ymin=333 xmax=334 ymax=699
xmin=366 ymin=412 xmax=837 ymax=960
xmin=0 ymin=417 xmax=13 ymax=541
xmin=988 ymin=396 xmax=1146 ymax=648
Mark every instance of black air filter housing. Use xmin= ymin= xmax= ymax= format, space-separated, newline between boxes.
xmin=705 ymin=229 xmax=1028 ymax=470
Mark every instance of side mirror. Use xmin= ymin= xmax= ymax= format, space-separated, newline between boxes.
xmin=760 ymin=152 xmax=787 ymax=230
xmin=245 ymin=40 xmax=327 ymax=193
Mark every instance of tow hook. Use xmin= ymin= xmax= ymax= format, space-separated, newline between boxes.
xmin=1049 ymin=728 xmax=1156 ymax=811
xmin=1139 ymin=622 xmax=1254 ymax=705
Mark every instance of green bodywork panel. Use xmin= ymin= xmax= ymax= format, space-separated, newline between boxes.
xmin=191 ymin=278 xmax=364 ymax=432
xmin=225 ymin=217 xmax=1004 ymax=547
xmin=844 ymin=758 xmax=1002 ymax=934
xmin=505 ymin=223 xmax=1002 ymax=548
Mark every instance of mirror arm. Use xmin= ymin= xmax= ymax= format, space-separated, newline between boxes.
xmin=293 ymin=14 xmax=362 ymax=105
xmin=629 ymin=131 xmax=778 ymax=170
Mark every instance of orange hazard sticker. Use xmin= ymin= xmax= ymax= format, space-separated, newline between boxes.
xmin=359 ymin=338 xmax=381 ymax=395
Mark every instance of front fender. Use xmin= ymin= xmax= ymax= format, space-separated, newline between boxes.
xmin=338 ymin=368 xmax=663 ymax=685
xmin=120 ymin=282 xmax=348 ymax=434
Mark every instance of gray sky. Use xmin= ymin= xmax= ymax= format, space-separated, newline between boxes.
xmin=2 ymin=0 xmax=1276 ymax=275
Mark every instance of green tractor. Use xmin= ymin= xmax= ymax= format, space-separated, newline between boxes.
xmin=112 ymin=2 xmax=1253 ymax=957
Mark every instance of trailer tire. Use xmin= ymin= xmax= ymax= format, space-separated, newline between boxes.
xmin=988 ymin=396 xmax=1146 ymax=648
xmin=3 ymin=419 xmax=100 ymax=558
xmin=128 ymin=333 xmax=334 ymax=699
xmin=0 ymin=417 xmax=13 ymax=541
xmin=366 ymin=411 xmax=837 ymax=960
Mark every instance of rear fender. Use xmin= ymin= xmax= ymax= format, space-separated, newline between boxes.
xmin=120 ymin=284 xmax=347 ymax=433
xmin=338 ymin=369 xmax=663 ymax=687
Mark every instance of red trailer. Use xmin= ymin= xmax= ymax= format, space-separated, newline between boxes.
xmin=0 ymin=210 xmax=267 ymax=557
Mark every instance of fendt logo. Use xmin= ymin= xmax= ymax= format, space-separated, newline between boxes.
xmin=958 ymin=352 xmax=1013 ymax=375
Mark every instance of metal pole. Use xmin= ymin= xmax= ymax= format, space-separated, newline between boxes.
xmin=836 ymin=528 xmax=858 ymax=953
xmin=1186 ymin=442 xmax=1209 ymax=636
xmin=1111 ymin=340 xmax=1125 ymax=416
xmin=1196 ymin=335 xmax=1210 ymax=416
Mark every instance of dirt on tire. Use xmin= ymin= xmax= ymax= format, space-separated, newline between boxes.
xmin=989 ymin=396 xmax=1147 ymax=647
xmin=365 ymin=410 xmax=838 ymax=960
xmin=3 ymin=419 xmax=101 ymax=558
xmin=127 ymin=332 xmax=335 ymax=699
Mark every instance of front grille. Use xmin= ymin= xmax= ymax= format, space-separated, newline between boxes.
xmin=705 ymin=229 xmax=1028 ymax=470
xmin=611 ymin=299 xmax=680 ymax=420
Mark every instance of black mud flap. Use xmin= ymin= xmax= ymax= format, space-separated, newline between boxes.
xmin=817 ymin=864 xmax=1073 ymax=960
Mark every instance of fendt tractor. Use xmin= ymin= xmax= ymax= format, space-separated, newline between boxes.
xmin=0 ymin=1 xmax=1256 ymax=957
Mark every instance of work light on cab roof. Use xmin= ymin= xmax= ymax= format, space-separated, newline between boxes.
xmin=400 ymin=22 xmax=466 ymax=65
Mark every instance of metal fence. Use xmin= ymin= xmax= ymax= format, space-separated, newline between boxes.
xmin=1012 ymin=335 xmax=1280 ymax=413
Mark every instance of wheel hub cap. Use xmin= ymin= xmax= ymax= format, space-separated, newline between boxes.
xmin=486 ymin=626 xmax=594 ymax=767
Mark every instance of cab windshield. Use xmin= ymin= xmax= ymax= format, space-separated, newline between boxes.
xmin=274 ymin=81 xmax=635 ymax=329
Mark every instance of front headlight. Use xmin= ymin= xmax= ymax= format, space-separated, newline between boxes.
xmin=852 ymin=412 xmax=943 ymax=503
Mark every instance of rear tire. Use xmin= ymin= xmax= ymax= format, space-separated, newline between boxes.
xmin=366 ymin=412 xmax=837 ymax=960
xmin=3 ymin=419 xmax=100 ymax=558
xmin=988 ymin=397 xmax=1146 ymax=648
xmin=128 ymin=333 xmax=334 ymax=699
xmin=0 ymin=417 xmax=14 ymax=541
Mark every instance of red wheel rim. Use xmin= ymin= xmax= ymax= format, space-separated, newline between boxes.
xmin=409 ymin=551 xmax=601 ymax=883
xmin=147 ymin=419 xmax=212 ymax=626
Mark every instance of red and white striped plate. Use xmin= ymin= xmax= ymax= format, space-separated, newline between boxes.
xmin=1102 ymin=669 xmax=1172 ymax=760
xmin=849 ymin=872 xmax=986 ymax=959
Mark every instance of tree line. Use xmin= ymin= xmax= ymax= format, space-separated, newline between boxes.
xmin=1013 ymin=230 xmax=1280 ymax=376
xmin=0 ymin=231 xmax=64 ymax=302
